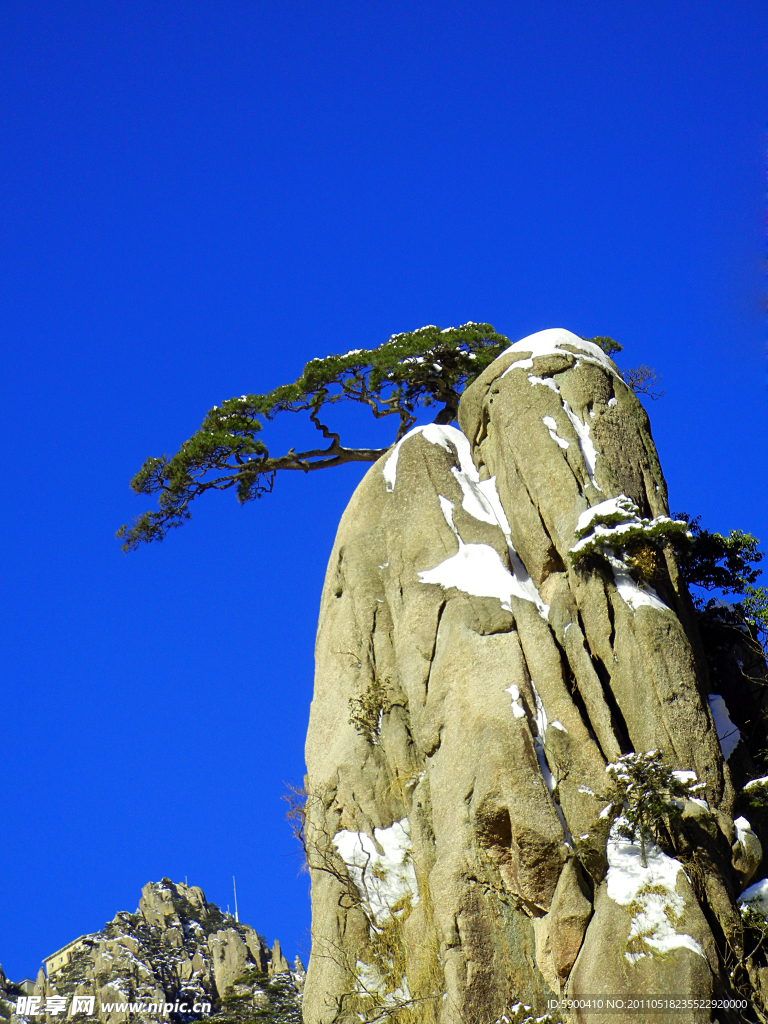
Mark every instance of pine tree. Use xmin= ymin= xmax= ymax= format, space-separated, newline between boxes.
xmin=117 ymin=324 xmax=507 ymax=550
xmin=117 ymin=321 xmax=762 ymax=599
xmin=674 ymin=513 xmax=763 ymax=596
xmin=118 ymin=325 xmax=622 ymax=551
xmin=606 ymin=750 xmax=705 ymax=867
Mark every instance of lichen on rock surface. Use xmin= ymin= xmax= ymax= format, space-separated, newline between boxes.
xmin=303 ymin=328 xmax=768 ymax=1022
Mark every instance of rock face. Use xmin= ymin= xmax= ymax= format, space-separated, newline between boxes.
xmin=303 ymin=329 xmax=767 ymax=1022
xmin=0 ymin=967 xmax=29 ymax=1024
xmin=7 ymin=880 xmax=303 ymax=1024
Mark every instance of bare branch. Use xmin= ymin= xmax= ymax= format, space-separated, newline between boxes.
xmin=622 ymin=364 xmax=666 ymax=400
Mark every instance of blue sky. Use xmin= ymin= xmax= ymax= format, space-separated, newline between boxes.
xmin=1 ymin=1 xmax=766 ymax=981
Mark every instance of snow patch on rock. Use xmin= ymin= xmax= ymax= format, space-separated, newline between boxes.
xmin=542 ymin=415 xmax=569 ymax=449
xmin=708 ymin=694 xmax=741 ymax=761
xmin=386 ymin=425 xmax=548 ymax=619
xmin=382 ymin=423 xmax=455 ymax=493
xmin=419 ymin=497 xmax=544 ymax=615
xmin=505 ymin=683 xmax=527 ymax=719
xmin=332 ymin=819 xmax=419 ymax=926
xmin=562 ymin=400 xmax=601 ymax=490
xmin=740 ymin=878 xmax=768 ymax=915
xmin=735 ymin=816 xmax=756 ymax=846
xmin=354 ymin=961 xmax=411 ymax=1006
xmin=605 ymin=553 xmax=670 ymax=614
xmin=606 ymin=822 xmax=704 ymax=962
xmin=528 ymin=374 xmax=560 ymax=393
xmin=530 ymin=682 xmax=573 ymax=846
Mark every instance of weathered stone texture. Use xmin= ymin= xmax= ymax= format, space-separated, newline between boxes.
xmin=304 ymin=329 xmax=761 ymax=1022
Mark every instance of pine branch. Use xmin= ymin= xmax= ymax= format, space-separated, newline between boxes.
xmin=118 ymin=323 xmax=512 ymax=550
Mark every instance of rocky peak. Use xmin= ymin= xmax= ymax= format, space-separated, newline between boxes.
xmin=138 ymin=881 xmax=207 ymax=930
xmin=303 ymin=328 xmax=768 ymax=1022
xmin=5 ymin=880 xmax=303 ymax=1024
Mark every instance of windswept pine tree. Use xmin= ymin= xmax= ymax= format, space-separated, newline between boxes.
xmin=118 ymin=321 xmax=761 ymax=609
xmin=118 ymin=324 xmax=622 ymax=551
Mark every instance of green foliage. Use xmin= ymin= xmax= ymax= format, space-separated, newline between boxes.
xmin=212 ymin=967 xmax=301 ymax=1024
xmin=740 ymin=904 xmax=768 ymax=952
xmin=584 ymin=335 xmax=622 ymax=356
xmin=742 ymin=776 xmax=768 ymax=814
xmin=118 ymin=324 xmax=626 ymax=550
xmin=114 ymin=315 xmax=675 ymax=553
xmin=569 ymin=497 xmax=690 ymax=567
xmin=118 ymin=323 xmax=513 ymax=551
xmin=606 ymin=750 xmax=704 ymax=867
xmin=674 ymin=513 xmax=763 ymax=596
xmin=624 ymin=543 xmax=664 ymax=584
xmin=744 ymin=586 xmax=768 ymax=646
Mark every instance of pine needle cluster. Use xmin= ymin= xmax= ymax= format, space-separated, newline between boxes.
xmin=606 ymin=750 xmax=704 ymax=867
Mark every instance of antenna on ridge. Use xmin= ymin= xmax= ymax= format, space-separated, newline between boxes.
xmin=233 ymin=876 xmax=239 ymax=923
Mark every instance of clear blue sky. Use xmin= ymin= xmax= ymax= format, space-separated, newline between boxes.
xmin=1 ymin=1 xmax=766 ymax=981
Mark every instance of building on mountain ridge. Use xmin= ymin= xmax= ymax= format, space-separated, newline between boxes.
xmin=43 ymin=937 xmax=88 ymax=977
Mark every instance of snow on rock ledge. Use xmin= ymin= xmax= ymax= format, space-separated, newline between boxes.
xmin=385 ymin=423 xmax=549 ymax=619
xmin=605 ymin=822 xmax=704 ymax=962
xmin=332 ymin=819 xmax=419 ymax=926
xmin=740 ymin=877 xmax=768 ymax=916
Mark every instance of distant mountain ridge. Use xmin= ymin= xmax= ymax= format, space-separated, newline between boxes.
xmin=1 ymin=879 xmax=303 ymax=1024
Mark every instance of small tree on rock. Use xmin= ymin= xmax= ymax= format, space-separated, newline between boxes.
xmin=606 ymin=750 xmax=705 ymax=867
